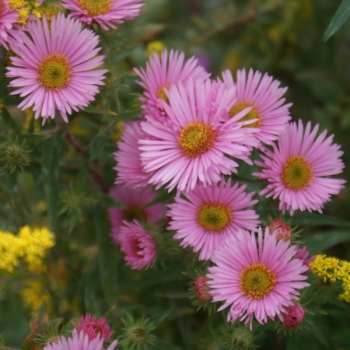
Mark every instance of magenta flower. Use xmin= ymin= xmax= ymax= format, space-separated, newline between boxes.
xmin=294 ymin=245 xmax=315 ymax=273
xmin=6 ymin=13 xmax=107 ymax=124
xmin=61 ymin=0 xmax=143 ymax=30
xmin=134 ymin=49 xmax=209 ymax=120
xmin=139 ymin=79 xmax=257 ymax=193
xmin=114 ymin=121 xmax=152 ymax=188
xmin=218 ymin=68 xmax=292 ymax=145
xmin=108 ymin=185 xmax=165 ymax=244
xmin=119 ymin=220 xmax=157 ymax=270
xmin=207 ymin=227 xmax=310 ymax=329
xmin=75 ymin=314 xmax=114 ymax=341
xmin=282 ymin=303 xmax=305 ymax=330
xmin=254 ymin=120 xmax=345 ymax=215
xmin=43 ymin=329 xmax=118 ymax=350
xmin=0 ymin=0 xmax=17 ymax=50
xmin=167 ymin=180 xmax=260 ymax=260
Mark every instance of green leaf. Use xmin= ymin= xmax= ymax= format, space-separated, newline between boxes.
xmin=94 ymin=206 xmax=120 ymax=306
xmin=90 ymin=130 xmax=109 ymax=161
xmin=303 ymin=231 xmax=350 ymax=255
xmin=148 ymin=309 xmax=174 ymax=326
xmin=82 ymin=256 xmax=100 ymax=315
xmin=84 ymin=106 xmax=117 ymax=116
xmin=324 ymin=0 xmax=350 ymax=41
xmin=0 ymin=107 xmax=20 ymax=133
xmin=289 ymin=212 xmax=350 ymax=227
xmin=41 ymin=129 xmax=66 ymax=231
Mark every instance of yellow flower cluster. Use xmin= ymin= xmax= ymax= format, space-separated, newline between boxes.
xmin=21 ymin=279 xmax=52 ymax=314
xmin=309 ymin=254 xmax=350 ymax=303
xmin=7 ymin=0 xmax=42 ymax=25
xmin=0 ymin=226 xmax=54 ymax=274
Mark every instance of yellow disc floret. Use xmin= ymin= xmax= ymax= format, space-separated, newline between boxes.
xmin=179 ymin=122 xmax=216 ymax=158
xmin=78 ymin=0 xmax=112 ymax=16
xmin=197 ymin=204 xmax=232 ymax=232
xmin=229 ymin=102 xmax=261 ymax=128
xmin=240 ymin=263 xmax=276 ymax=299
xmin=38 ymin=53 xmax=71 ymax=91
xmin=282 ymin=155 xmax=313 ymax=190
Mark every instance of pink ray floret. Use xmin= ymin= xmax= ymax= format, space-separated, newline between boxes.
xmin=108 ymin=185 xmax=165 ymax=244
xmin=43 ymin=329 xmax=118 ymax=350
xmin=139 ymin=78 xmax=257 ymax=193
xmin=0 ymin=0 xmax=17 ymax=50
xmin=6 ymin=13 xmax=107 ymax=124
xmin=207 ymin=227 xmax=310 ymax=329
xmin=75 ymin=314 xmax=114 ymax=341
xmin=61 ymin=0 xmax=143 ymax=31
xmin=254 ymin=120 xmax=345 ymax=215
xmin=218 ymin=68 xmax=292 ymax=145
xmin=167 ymin=179 xmax=260 ymax=260
xmin=119 ymin=220 xmax=157 ymax=270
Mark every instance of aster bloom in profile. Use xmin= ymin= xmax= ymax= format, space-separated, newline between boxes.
xmin=134 ymin=49 xmax=209 ymax=120
xmin=254 ymin=120 xmax=345 ymax=215
xmin=114 ymin=121 xmax=152 ymax=188
xmin=6 ymin=13 xmax=107 ymax=124
xmin=0 ymin=0 xmax=17 ymax=50
xmin=207 ymin=227 xmax=309 ymax=329
xmin=140 ymin=79 xmax=257 ymax=193
xmin=282 ymin=303 xmax=305 ymax=331
xmin=109 ymin=185 xmax=165 ymax=244
xmin=75 ymin=314 xmax=114 ymax=341
xmin=218 ymin=68 xmax=292 ymax=145
xmin=119 ymin=220 xmax=157 ymax=270
xmin=167 ymin=180 xmax=260 ymax=260
xmin=61 ymin=0 xmax=143 ymax=30
xmin=43 ymin=329 xmax=118 ymax=350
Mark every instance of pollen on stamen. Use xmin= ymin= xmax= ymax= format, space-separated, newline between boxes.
xmin=282 ymin=155 xmax=313 ymax=191
xmin=230 ymin=102 xmax=261 ymax=128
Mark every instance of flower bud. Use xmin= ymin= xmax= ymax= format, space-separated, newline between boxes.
xmin=195 ymin=276 xmax=211 ymax=302
xmin=269 ymin=219 xmax=292 ymax=241
xmin=282 ymin=303 xmax=305 ymax=330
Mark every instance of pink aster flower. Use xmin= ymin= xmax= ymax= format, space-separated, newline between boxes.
xmin=114 ymin=121 xmax=152 ymax=188
xmin=134 ymin=49 xmax=209 ymax=120
xmin=43 ymin=329 xmax=118 ymax=350
xmin=282 ymin=303 xmax=305 ymax=331
xmin=6 ymin=13 xmax=107 ymax=124
xmin=217 ymin=68 xmax=292 ymax=145
xmin=139 ymin=78 xmax=257 ymax=193
xmin=75 ymin=314 xmax=114 ymax=342
xmin=61 ymin=0 xmax=143 ymax=31
xmin=207 ymin=227 xmax=310 ymax=329
xmin=0 ymin=0 xmax=17 ymax=50
xmin=294 ymin=245 xmax=315 ymax=273
xmin=119 ymin=220 xmax=157 ymax=270
xmin=167 ymin=180 xmax=260 ymax=260
xmin=254 ymin=120 xmax=346 ymax=215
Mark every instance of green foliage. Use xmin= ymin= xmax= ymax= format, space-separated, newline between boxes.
xmin=324 ymin=0 xmax=350 ymax=41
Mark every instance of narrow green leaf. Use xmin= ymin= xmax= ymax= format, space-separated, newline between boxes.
xmin=41 ymin=129 xmax=66 ymax=231
xmin=94 ymin=206 xmax=120 ymax=306
xmin=290 ymin=212 xmax=350 ymax=227
xmin=324 ymin=0 xmax=350 ymax=41
xmin=148 ymin=309 xmax=174 ymax=326
xmin=84 ymin=106 xmax=117 ymax=116
xmin=82 ymin=257 xmax=100 ymax=315
xmin=90 ymin=131 xmax=109 ymax=161
xmin=0 ymin=107 xmax=20 ymax=133
xmin=303 ymin=231 xmax=350 ymax=255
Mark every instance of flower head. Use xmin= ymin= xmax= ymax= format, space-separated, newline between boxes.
xmin=75 ymin=314 xmax=114 ymax=342
xmin=167 ymin=180 xmax=259 ymax=260
xmin=61 ymin=0 xmax=143 ymax=30
xmin=108 ymin=185 xmax=165 ymax=244
xmin=207 ymin=227 xmax=309 ymax=328
xmin=282 ymin=303 xmax=305 ymax=331
xmin=119 ymin=220 xmax=157 ymax=270
xmin=139 ymin=79 xmax=257 ymax=192
xmin=254 ymin=120 xmax=345 ymax=215
xmin=43 ymin=329 xmax=118 ymax=350
xmin=269 ymin=218 xmax=292 ymax=241
xmin=217 ymin=68 xmax=292 ymax=145
xmin=0 ymin=0 xmax=18 ymax=49
xmin=6 ymin=13 xmax=107 ymax=124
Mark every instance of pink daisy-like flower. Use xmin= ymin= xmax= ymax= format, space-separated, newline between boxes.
xmin=167 ymin=180 xmax=260 ymax=260
xmin=254 ymin=120 xmax=346 ymax=215
xmin=114 ymin=121 xmax=152 ymax=188
xmin=75 ymin=314 xmax=114 ymax=342
xmin=218 ymin=68 xmax=292 ymax=145
xmin=207 ymin=227 xmax=310 ymax=329
xmin=134 ymin=49 xmax=209 ymax=120
xmin=6 ymin=13 xmax=107 ymax=124
xmin=294 ymin=245 xmax=315 ymax=273
xmin=0 ymin=0 xmax=17 ymax=50
xmin=139 ymin=78 xmax=257 ymax=193
xmin=119 ymin=220 xmax=157 ymax=270
xmin=43 ymin=329 xmax=118 ymax=350
xmin=282 ymin=303 xmax=305 ymax=331
xmin=108 ymin=185 xmax=165 ymax=244
xmin=61 ymin=0 xmax=143 ymax=31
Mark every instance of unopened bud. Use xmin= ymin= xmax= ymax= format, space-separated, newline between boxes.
xmin=130 ymin=325 xmax=148 ymax=343
xmin=269 ymin=219 xmax=292 ymax=241
xmin=195 ymin=276 xmax=211 ymax=302
xmin=231 ymin=327 xmax=254 ymax=349
xmin=282 ymin=303 xmax=305 ymax=330
xmin=2 ymin=143 xmax=30 ymax=172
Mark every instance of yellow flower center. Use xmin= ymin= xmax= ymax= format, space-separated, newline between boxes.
xmin=240 ymin=263 xmax=276 ymax=299
xmin=197 ymin=204 xmax=232 ymax=232
xmin=38 ymin=53 xmax=71 ymax=90
xmin=179 ymin=122 xmax=216 ymax=158
xmin=229 ymin=102 xmax=261 ymax=128
xmin=123 ymin=206 xmax=147 ymax=222
xmin=157 ymin=84 xmax=170 ymax=104
xmin=78 ymin=0 xmax=112 ymax=16
xmin=282 ymin=155 xmax=313 ymax=190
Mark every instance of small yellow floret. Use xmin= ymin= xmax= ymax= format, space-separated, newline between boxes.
xmin=147 ymin=41 xmax=166 ymax=57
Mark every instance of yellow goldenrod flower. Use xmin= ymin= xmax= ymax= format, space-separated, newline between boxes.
xmin=21 ymin=279 xmax=52 ymax=314
xmin=147 ymin=41 xmax=166 ymax=57
xmin=0 ymin=230 xmax=24 ymax=273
